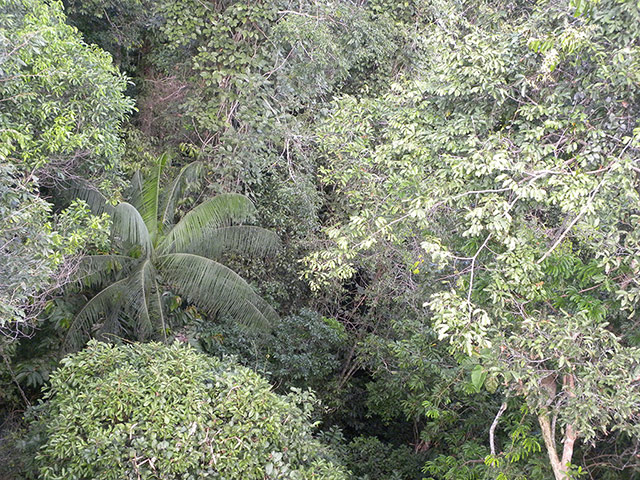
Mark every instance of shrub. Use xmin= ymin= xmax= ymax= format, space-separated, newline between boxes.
xmin=344 ymin=436 xmax=425 ymax=480
xmin=198 ymin=309 xmax=347 ymax=392
xmin=22 ymin=340 xmax=347 ymax=480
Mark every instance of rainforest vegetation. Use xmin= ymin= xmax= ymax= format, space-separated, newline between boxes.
xmin=1 ymin=0 xmax=640 ymax=478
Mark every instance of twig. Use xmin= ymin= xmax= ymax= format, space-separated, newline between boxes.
xmin=467 ymin=233 xmax=492 ymax=318
xmin=1 ymin=348 xmax=30 ymax=407
xmin=536 ymin=173 xmax=608 ymax=265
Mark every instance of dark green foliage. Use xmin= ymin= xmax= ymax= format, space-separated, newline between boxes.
xmin=65 ymin=158 xmax=280 ymax=350
xmin=21 ymin=340 xmax=348 ymax=479
xmin=198 ymin=308 xmax=347 ymax=392
xmin=0 ymin=0 xmax=132 ymax=178
xmin=305 ymin=0 xmax=640 ymax=478
xmin=0 ymin=164 xmax=59 ymax=334
xmin=4 ymin=0 xmax=640 ymax=478
xmin=64 ymin=0 xmax=151 ymax=70
xmin=63 ymin=0 xmax=410 ymax=256
xmin=343 ymin=436 xmax=425 ymax=480
xmin=0 ymin=0 xmax=131 ymax=337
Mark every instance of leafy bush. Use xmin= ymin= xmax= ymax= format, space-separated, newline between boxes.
xmin=0 ymin=0 xmax=132 ymax=338
xmin=198 ymin=308 xmax=347 ymax=392
xmin=316 ymin=430 xmax=425 ymax=480
xmin=21 ymin=340 xmax=347 ymax=480
xmin=344 ymin=436 xmax=425 ymax=480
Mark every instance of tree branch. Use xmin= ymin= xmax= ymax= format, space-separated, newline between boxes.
xmin=490 ymin=401 xmax=508 ymax=455
xmin=537 ymin=173 xmax=608 ymax=265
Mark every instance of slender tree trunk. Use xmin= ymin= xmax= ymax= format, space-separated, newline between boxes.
xmin=537 ymin=374 xmax=579 ymax=480
xmin=538 ymin=410 xmax=566 ymax=480
xmin=561 ymin=423 xmax=578 ymax=472
xmin=560 ymin=375 xmax=578 ymax=473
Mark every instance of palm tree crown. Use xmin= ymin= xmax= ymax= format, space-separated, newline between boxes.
xmin=65 ymin=155 xmax=279 ymax=351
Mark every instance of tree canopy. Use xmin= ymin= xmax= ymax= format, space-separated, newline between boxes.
xmin=2 ymin=0 xmax=640 ymax=479
xmin=22 ymin=341 xmax=347 ymax=480
xmin=0 ymin=0 xmax=132 ymax=337
xmin=65 ymin=155 xmax=279 ymax=351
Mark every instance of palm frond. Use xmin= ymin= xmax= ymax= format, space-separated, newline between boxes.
xmin=128 ymin=170 xmax=144 ymax=211
xmin=158 ymin=194 xmax=257 ymax=254
xmin=63 ymin=278 xmax=129 ymax=352
xmin=138 ymin=153 xmax=171 ymax=242
xmin=111 ymin=202 xmax=153 ymax=256
xmin=74 ymin=254 xmax=136 ymax=290
xmin=180 ymin=226 xmax=281 ymax=260
xmin=161 ymin=161 xmax=203 ymax=232
xmin=157 ymin=253 xmax=277 ymax=330
xmin=129 ymin=259 xmax=155 ymax=341
xmin=150 ymin=286 xmax=167 ymax=341
xmin=63 ymin=260 xmax=159 ymax=351
xmin=95 ymin=308 xmax=126 ymax=345
xmin=59 ymin=179 xmax=114 ymax=216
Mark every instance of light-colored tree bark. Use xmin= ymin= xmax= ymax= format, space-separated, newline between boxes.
xmin=538 ymin=374 xmax=578 ymax=480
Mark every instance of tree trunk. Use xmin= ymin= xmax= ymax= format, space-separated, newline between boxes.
xmin=538 ymin=410 xmax=567 ymax=480
xmin=560 ymin=375 xmax=578 ymax=473
xmin=537 ymin=374 xmax=579 ymax=480
xmin=561 ymin=423 xmax=578 ymax=473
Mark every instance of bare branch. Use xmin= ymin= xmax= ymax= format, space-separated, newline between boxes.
xmin=490 ymin=401 xmax=508 ymax=455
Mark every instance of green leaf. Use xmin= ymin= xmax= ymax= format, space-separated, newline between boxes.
xmin=112 ymin=202 xmax=153 ymax=255
xmin=140 ymin=153 xmax=170 ymax=242
xmin=180 ymin=225 xmax=280 ymax=260
xmin=160 ymin=161 xmax=203 ymax=231
xmin=158 ymin=194 xmax=257 ymax=255
xmin=158 ymin=253 xmax=276 ymax=329
xmin=471 ymin=365 xmax=487 ymax=392
xmin=63 ymin=278 xmax=129 ymax=352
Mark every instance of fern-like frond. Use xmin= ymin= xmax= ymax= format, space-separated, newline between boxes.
xmin=59 ymin=179 xmax=114 ymax=216
xmin=129 ymin=259 xmax=155 ymax=341
xmin=64 ymin=260 xmax=159 ymax=351
xmin=74 ymin=254 xmax=136 ymax=290
xmin=128 ymin=170 xmax=144 ymax=211
xmin=63 ymin=278 xmax=129 ymax=352
xmin=161 ymin=161 xmax=203 ymax=232
xmin=157 ymin=253 xmax=277 ymax=330
xmin=179 ymin=226 xmax=280 ymax=260
xmin=95 ymin=308 xmax=126 ymax=345
xmin=157 ymin=194 xmax=257 ymax=255
xmin=138 ymin=153 xmax=170 ymax=243
xmin=111 ymin=202 xmax=153 ymax=256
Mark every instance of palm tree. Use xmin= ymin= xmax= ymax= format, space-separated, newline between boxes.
xmin=64 ymin=155 xmax=279 ymax=351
